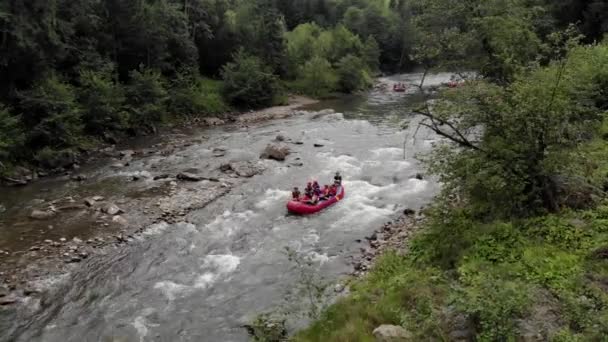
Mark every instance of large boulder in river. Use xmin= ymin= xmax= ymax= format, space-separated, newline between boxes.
xmin=372 ymin=325 xmax=412 ymax=342
xmin=260 ymin=144 xmax=290 ymax=161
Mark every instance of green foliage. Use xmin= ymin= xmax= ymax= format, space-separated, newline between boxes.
xmin=18 ymin=75 xmax=83 ymax=149
xmin=294 ymin=57 xmax=338 ymax=98
xmin=425 ymin=43 xmax=608 ymax=218
xmin=0 ymin=105 xmax=23 ymax=161
xmin=362 ymin=36 xmax=381 ymax=72
xmin=124 ymin=68 xmax=168 ymax=128
xmin=78 ymin=67 xmax=127 ymax=135
xmin=336 ymin=55 xmax=373 ymax=93
xmin=168 ymin=72 xmax=230 ymax=116
xmin=221 ymin=50 xmax=281 ymax=108
xmin=245 ymin=313 xmax=287 ymax=342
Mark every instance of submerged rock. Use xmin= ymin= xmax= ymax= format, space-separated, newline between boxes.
xmin=176 ymin=172 xmax=204 ymax=182
xmin=70 ymin=174 xmax=87 ymax=182
xmin=101 ymin=203 xmax=124 ymax=216
xmin=112 ymin=215 xmax=129 ymax=226
xmin=372 ymin=324 xmax=412 ymax=342
xmin=231 ymin=162 xmax=265 ymax=178
xmin=260 ymin=144 xmax=290 ymax=161
xmin=30 ymin=210 xmax=56 ymax=220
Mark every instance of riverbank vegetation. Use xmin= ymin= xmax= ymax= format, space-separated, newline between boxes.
xmin=292 ymin=0 xmax=608 ymax=341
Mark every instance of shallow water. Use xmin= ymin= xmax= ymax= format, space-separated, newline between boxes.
xmin=0 ymin=73 xmax=450 ymax=342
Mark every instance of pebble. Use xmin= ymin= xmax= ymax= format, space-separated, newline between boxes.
xmin=334 ymin=283 xmax=345 ymax=293
xmin=59 ymin=238 xmax=67 ymax=242
xmin=73 ymin=237 xmax=83 ymax=243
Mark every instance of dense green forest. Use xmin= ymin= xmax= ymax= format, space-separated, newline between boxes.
xmin=2 ymin=0 xmax=604 ymax=175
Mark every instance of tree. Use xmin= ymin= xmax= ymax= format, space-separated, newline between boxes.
xmin=297 ymin=56 xmax=338 ymax=97
xmin=78 ymin=66 xmax=126 ymax=135
xmin=124 ymin=68 xmax=168 ymax=130
xmin=18 ymin=75 xmax=83 ymax=149
xmin=363 ymin=35 xmax=381 ymax=71
xmin=221 ymin=50 xmax=281 ymax=108
xmin=420 ymin=43 xmax=608 ymax=217
xmin=0 ymin=105 xmax=23 ymax=161
xmin=336 ymin=54 xmax=372 ymax=93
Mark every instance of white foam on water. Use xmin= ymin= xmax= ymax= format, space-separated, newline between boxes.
xmin=370 ymin=147 xmax=404 ymax=159
xmin=255 ymin=189 xmax=290 ymax=210
xmin=317 ymin=152 xmax=362 ymax=177
xmin=329 ymin=180 xmax=395 ymax=230
xmin=132 ymin=309 xmax=158 ymax=342
xmin=142 ymin=221 xmax=170 ymax=236
xmin=153 ymin=281 xmax=189 ymax=301
xmin=204 ymin=210 xmax=256 ymax=237
xmin=307 ymin=251 xmax=330 ymax=265
xmin=301 ymin=229 xmax=320 ymax=246
xmin=194 ymin=254 xmax=241 ymax=289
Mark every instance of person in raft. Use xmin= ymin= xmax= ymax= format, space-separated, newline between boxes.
xmin=334 ymin=171 xmax=342 ymax=185
xmin=321 ymin=185 xmax=330 ymax=199
xmin=312 ymin=181 xmax=322 ymax=196
xmin=304 ymin=182 xmax=313 ymax=197
xmin=292 ymin=187 xmax=301 ymax=200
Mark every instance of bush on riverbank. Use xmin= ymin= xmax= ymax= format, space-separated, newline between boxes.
xmin=221 ymin=50 xmax=283 ymax=109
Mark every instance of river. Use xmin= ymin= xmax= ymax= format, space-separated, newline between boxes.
xmin=0 ymin=73 xmax=449 ymax=341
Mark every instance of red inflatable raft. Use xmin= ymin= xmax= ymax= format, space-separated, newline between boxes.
xmin=287 ymin=186 xmax=345 ymax=215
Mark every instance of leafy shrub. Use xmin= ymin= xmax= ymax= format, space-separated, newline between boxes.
xmin=78 ymin=67 xmax=127 ymax=135
xmin=18 ymin=75 xmax=83 ymax=149
xmin=34 ymin=147 xmax=77 ymax=169
xmin=169 ymin=73 xmax=230 ymax=116
xmin=455 ymin=274 xmax=531 ymax=341
xmin=0 ymin=105 xmax=23 ymax=162
xmin=336 ymin=54 xmax=372 ymax=93
xmin=221 ymin=50 xmax=281 ymax=109
xmin=124 ymin=68 xmax=168 ymax=129
xmin=294 ymin=57 xmax=338 ymax=98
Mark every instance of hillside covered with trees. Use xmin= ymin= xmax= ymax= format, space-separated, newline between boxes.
xmin=3 ymin=0 xmax=604 ymax=177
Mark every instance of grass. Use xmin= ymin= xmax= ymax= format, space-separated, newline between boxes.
xmin=294 ymin=203 xmax=608 ymax=341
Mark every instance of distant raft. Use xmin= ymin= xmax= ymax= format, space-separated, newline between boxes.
xmin=286 ymin=186 xmax=345 ymax=215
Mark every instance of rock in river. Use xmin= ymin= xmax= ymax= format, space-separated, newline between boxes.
xmin=372 ymin=324 xmax=413 ymax=342
xmin=224 ymin=161 xmax=265 ymax=178
xmin=177 ymin=172 xmax=204 ymax=182
xmin=101 ymin=203 xmax=124 ymax=216
xmin=112 ymin=215 xmax=129 ymax=226
xmin=260 ymin=144 xmax=290 ymax=161
xmin=30 ymin=210 xmax=56 ymax=220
